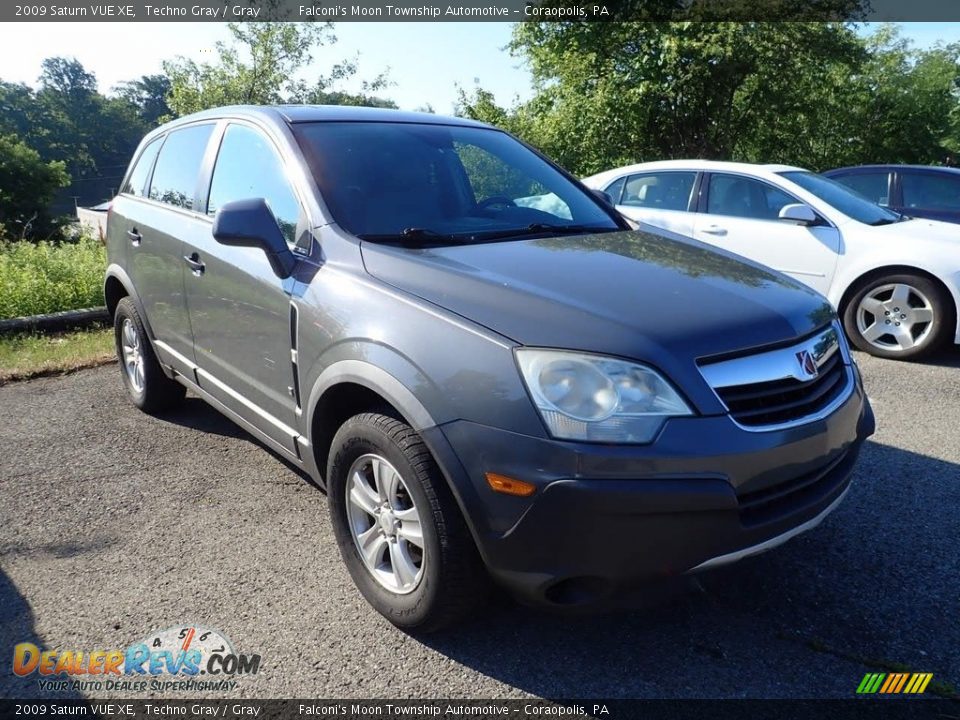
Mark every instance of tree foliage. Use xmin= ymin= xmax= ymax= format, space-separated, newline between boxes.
xmin=460 ymin=23 xmax=960 ymax=175
xmin=0 ymin=134 xmax=69 ymax=239
xmin=163 ymin=22 xmax=393 ymax=116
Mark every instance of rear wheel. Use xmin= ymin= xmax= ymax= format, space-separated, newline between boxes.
xmin=843 ymin=274 xmax=953 ymax=360
xmin=327 ymin=412 xmax=489 ymax=632
xmin=113 ymin=297 xmax=186 ymax=413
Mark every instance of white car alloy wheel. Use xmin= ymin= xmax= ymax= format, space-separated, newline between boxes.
xmin=345 ymin=453 xmax=425 ymax=594
xmin=855 ymin=282 xmax=935 ymax=353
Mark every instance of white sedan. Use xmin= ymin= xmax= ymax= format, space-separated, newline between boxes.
xmin=583 ymin=160 xmax=960 ymax=360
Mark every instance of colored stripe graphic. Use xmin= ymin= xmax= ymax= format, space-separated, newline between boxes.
xmin=857 ymin=672 xmax=933 ymax=694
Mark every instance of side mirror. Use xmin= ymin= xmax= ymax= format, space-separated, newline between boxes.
xmin=778 ymin=203 xmax=818 ymax=226
xmin=591 ymin=188 xmax=615 ymax=207
xmin=212 ymin=198 xmax=296 ymax=279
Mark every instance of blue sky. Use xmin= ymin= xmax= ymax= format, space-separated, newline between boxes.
xmin=0 ymin=22 xmax=957 ymax=114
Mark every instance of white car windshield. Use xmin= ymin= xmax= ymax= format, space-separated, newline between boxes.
xmin=780 ymin=171 xmax=904 ymax=226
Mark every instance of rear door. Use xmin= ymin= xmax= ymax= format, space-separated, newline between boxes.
xmin=898 ymin=170 xmax=960 ymax=224
xmin=182 ymin=121 xmax=306 ymax=454
xmin=610 ymin=171 xmax=698 ymax=236
xmin=122 ymin=123 xmax=215 ymax=376
xmin=691 ymin=172 xmax=841 ymax=295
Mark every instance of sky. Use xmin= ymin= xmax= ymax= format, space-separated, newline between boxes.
xmin=0 ymin=22 xmax=958 ymax=115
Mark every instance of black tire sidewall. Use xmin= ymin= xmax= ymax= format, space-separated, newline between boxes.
xmin=843 ymin=274 xmax=951 ymax=360
xmin=327 ymin=416 xmax=445 ymax=629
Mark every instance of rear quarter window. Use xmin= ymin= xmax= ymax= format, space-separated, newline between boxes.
xmin=148 ymin=124 xmax=215 ymax=210
xmin=121 ymin=137 xmax=162 ymax=198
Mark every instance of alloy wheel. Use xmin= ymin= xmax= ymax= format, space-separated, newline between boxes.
xmin=856 ymin=282 xmax=935 ymax=353
xmin=121 ymin=318 xmax=145 ymax=393
xmin=346 ymin=453 xmax=425 ymax=594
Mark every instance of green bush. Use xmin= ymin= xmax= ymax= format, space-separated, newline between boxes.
xmin=0 ymin=234 xmax=106 ymax=319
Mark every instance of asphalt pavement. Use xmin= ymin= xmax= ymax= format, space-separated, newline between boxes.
xmin=1 ymin=351 xmax=958 ymax=700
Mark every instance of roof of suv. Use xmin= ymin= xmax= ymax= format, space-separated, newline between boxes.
xmin=160 ymin=104 xmax=492 ymax=130
xmin=826 ymin=164 xmax=960 ymax=175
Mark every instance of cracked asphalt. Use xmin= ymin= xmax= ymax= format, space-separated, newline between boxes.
xmin=0 ymin=350 xmax=958 ymax=700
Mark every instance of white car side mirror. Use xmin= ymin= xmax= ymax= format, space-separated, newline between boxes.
xmin=778 ymin=203 xmax=818 ymax=225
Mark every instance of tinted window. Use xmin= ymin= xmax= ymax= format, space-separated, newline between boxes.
xmin=622 ymin=172 xmax=695 ymax=211
xmin=901 ymin=172 xmax=960 ymax=211
xmin=148 ymin=124 xmax=214 ymax=210
xmin=122 ymin=137 xmax=162 ymax=198
xmin=781 ymin=171 xmax=901 ymax=225
xmin=208 ymin=124 xmax=301 ymax=244
xmin=707 ymin=174 xmax=796 ymax=220
xmin=603 ymin=176 xmax=626 ymax=204
xmin=832 ymin=172 xmax=890 ymax=206
xmin=293 ymin=122 xmax=618 ymax=241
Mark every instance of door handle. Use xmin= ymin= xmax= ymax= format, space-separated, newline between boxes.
xmin=127 ymin=229 xmax=142 ymax=246
xmin=702 ymin=225 xmax=728 ymax=236
xmin=183 ymin=253 xmax=205 ymax=277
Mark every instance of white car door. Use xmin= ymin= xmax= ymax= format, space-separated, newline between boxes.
xmin=692 ymin=172 xmax=842 ymax=296
xmin=606 ymin=171 xmax=698 ymax=237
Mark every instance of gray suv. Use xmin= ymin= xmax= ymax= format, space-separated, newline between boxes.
xmin=106 ymin=106 xmax=875 ymax=630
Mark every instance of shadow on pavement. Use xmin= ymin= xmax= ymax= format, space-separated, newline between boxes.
xmin=415 ymin=439 xmax=960 ymax=699
xmin=158 ymin=396 xmax=316 ymax=486
xmin=0 ymin=568 xmax=87 ymax=700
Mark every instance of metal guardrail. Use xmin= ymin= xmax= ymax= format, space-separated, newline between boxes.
xmin=0 ymin=307 xmax=110 ymax=335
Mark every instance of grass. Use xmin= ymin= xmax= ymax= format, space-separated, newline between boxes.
xmin=0 ymin=235 xmax=107 ymax=319
xmin=0 ymin=326 xmax=115 ymax=384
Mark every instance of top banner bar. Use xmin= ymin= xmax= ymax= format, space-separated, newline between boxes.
xmin=3 ymin=0 xmax=959 ymax=22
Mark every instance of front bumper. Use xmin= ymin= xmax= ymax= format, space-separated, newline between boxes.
xmin=424 ymin=367 xmax=875 ymax=608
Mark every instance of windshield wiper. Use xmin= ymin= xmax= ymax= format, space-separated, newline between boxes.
xmin=358 ymin=227 xmax=460 ymax=245
xmin=470 ymin=223 xmax=619 ymax=241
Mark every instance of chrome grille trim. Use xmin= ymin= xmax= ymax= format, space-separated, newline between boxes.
xmin=699 ymin=323 xmax=855 ymax=432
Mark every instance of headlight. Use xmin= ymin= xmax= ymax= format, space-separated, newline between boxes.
xmin=515 ymin=349 xmax=693 ymax=443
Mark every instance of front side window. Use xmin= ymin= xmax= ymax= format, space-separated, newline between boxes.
xmin=706 ymin=174 xmax=796 ymax=220
xmin=901 ymin=172 xmax=960 ymax=211
xmin=832 ymin=172 xmax=890 ymax=206
xmin=292 ymin=122 xmax=618 ymax=242
xmin=621 ymin=172 xmax=696 ymax=211
xmin=207 ymin=124 xmax=301 ymax=244
xmin=122 ymin=137 xmax=162 ymax=198
xmin=148 ymin=124 xmax=214 ymax=210
xmin=781 ymin=171 xmax=901 ymax=225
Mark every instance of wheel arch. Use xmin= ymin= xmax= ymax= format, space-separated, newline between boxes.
xmin=103 ymin=264 xmax=158 ymax=342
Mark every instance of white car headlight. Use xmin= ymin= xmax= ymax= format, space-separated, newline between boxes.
xmin=515 ymin=349 xmax=693 ymax=443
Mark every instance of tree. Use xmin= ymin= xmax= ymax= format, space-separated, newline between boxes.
xmin=470 ymin=22 xmax=867 ymax=175
xmin=163 ymin=22 xmax=393 ymax=116
xmin=0 ymin=134 xmax=69 ymax=239
xmin=114 ymin=74 xmax=173 ymax=128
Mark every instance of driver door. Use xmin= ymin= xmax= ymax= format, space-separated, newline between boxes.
xmin=692 ymin=173 xmax=841 ymax=296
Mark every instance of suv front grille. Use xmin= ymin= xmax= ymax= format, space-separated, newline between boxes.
xmin=715 ymin=351 xmax=847 ymax=427
xmin=699 ymin=323 xmax=853 ymax=430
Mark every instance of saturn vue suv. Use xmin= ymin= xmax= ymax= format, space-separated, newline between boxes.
xmin=105 ymin=106 xmax=875 ymax=630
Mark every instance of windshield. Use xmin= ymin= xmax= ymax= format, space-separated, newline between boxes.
xmin=780 ymin=171 xmax=903 ymax=226
xmin=293 ymin=121 xmax=619 ymax=243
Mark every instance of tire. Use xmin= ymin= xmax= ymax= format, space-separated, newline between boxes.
xmin=113 ymin=297 xmax=186 ymax=413
xmin=327 ymin=412 xmax=490 ymax=632
xmin=842 ymin=273 xmax=953 ymax=360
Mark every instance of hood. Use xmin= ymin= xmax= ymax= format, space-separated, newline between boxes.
xmin=870 ymin=217 xmax=959 ymax=245
xmin=360 ymin=230 xmax=834 ymax=399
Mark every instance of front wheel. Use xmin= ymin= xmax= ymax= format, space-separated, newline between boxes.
xmin=327 ymin=413 xmax=489 ymax=632
xmin=842 ymin=274 xmax=953 ymax=360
